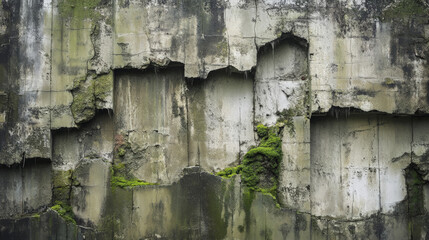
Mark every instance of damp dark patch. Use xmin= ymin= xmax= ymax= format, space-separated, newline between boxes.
xmin=354 ymin=88 xmax=377 ymax=97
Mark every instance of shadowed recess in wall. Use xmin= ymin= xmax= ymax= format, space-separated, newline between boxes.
xmin=0 ymin=158 xmax=52 ymax=218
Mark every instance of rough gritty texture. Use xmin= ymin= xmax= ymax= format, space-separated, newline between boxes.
xmin=0 ymin=0 xmax=429 ymax=239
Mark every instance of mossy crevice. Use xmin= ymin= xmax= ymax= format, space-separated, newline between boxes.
xmin=71 ymin=75 xmax=96 ymax=124
xmin=276 ymin=109 xmax=296 ymax=135
xmin=94 ymin=72 xmax=113 ymax=108
xmin=50 ymin=201 xmax=76 ymax=224
xmin=216 ymin=123 xmax=284 ymax=203
xmin=114 ymin=133 xmax=131 ymax=158
xmin=52 ymin=169 xmax=79 ymax=204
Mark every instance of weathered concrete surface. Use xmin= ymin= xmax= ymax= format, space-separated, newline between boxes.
xmin=52 ymin=111 xmax=114 ymax=171
xmin=188 ymin=69 xmax=254 ymax=173
xmin=311 ymin=114 xmax=429 ymax=235
xmin=309 ymin=0 xmax=429 ymax=114
xmin=1 ymin=0 xmax=428 ymax=164
xmin=0 ymin=159 xmax=52 ymax=218
xmin=0 ymin=0 xmax=52 ymax=165
xmin=100 ymin=168 xmax=311 ymax=240
xmin=71 ymin=159 xmax=109 ymax=226
xmin=279 ymin=116 xmax=311 ymax=213
xmin=114 ymin=66 xmax=188 ymax=184
xmin=311 ymin=115 xmax=381 ymax=218
xmin=1 ymin=0 xmax=429 ymax=239
xmin=255 ymin=36 xmax=309 ymax=125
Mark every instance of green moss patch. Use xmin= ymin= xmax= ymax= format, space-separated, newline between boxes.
xmin=51 ymin=201 xmax=76 ymax=224
xmin=216 ymin=165 xmax=243 ymax=178
xmin=110 ymin=164 xmax=158 ymax=189
xmin=241 ymin=124 xmax=282 ymax=197
xmin=94 ymin=72 xmax=113 ymax=108
xmin=71 ymin=76 xmax=96 ymax=124
xmin=111 ymin=175 xmax=158 ymax=188
xmin=216 ymin=123 xmax=283 ymax=202
xmin=52 ymin=169 xmax=79 ymax=204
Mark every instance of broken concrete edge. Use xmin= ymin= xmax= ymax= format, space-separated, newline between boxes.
xmin=70 ymin=71 xmax=113 ymax=125
xmin=0 ymin=157 xmax=51 ymax=169
xmin=312 ymin=105 xmax=429 ymax=117
xmin=69 ymin=31 xmax=310 ymax=126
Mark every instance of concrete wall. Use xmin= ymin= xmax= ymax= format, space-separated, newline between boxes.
xmin=0 ymin=159 xmax=52 ymax=218
xmin=114 ymin=67 xmax=188 ymax=184
xmin=0 ymin=0 xmax=429 ymax=239
xmin=188 ymin=70 xmax=254 ymax=172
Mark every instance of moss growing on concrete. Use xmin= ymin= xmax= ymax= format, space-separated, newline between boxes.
xmin=114 ymin=134 xmax=131 ymax=159
xmin=52 ymin=170 xmax=77 ymax=204
xmin=216 ymin=165 xmax=243 ymax=178
xmin=51 ymin=201 xmax=76 ymax=224
xmin=116 ymin=147 xmax=129 ymax=159
xmin=256 ymin=124 xmax=269 ymax=138
xmin=71 ymin=76 xmax=96 ymax=124
xmin=242 ymin=189 xmax=255 ymax=229
xmin=216 ymin=123 xmax=283 ymax=201
xmin=110 ymin=164 xmax=158 ymax=189
xmin=117 ymin=147 xmax=126 ymax=157
xmin=241 ymin=124 xmax=282 ymax=197
xmin=71 ymin=71 xmax=113 ymax=124
xmin=111 ymin=175 xmax=158 ymax=188
xmin=94 ymin=72 xmax=113 ymax=108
